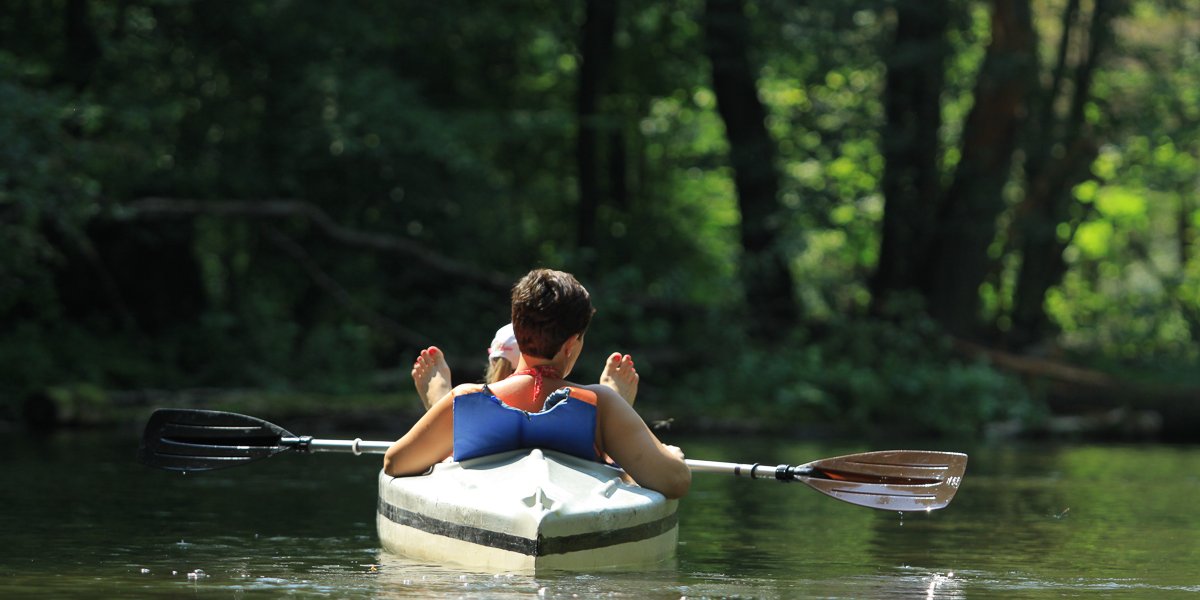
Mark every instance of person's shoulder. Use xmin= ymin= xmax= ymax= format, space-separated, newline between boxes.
xmin=452 ymin=383 xmax=486 ymax=396
xmin=578 ymin=383 xmax=625 ymax=406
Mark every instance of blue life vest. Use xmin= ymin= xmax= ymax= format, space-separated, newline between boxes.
xmin=453 ymin=387 xmax=599 ymax=462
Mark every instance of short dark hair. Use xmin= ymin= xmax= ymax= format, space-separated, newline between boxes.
xmin=510 ymin=269 xmax=595 ymax=359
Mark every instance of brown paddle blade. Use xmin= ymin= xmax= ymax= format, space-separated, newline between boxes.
xmin=799 ymin=450 xmax=967 ymax=511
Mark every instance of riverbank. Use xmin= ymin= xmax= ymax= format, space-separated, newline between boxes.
xmin=8 ymin=377 xmax=1198 ymax=443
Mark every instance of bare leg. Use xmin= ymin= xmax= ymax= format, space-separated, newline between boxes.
xmin=411 ymin=346 xmax=452 ymax=410
xmin=599 ymin=352 xmax=638 ymax=406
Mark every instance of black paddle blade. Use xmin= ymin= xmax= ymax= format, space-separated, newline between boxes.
xmin=138 ymin=409 xmax=294 ymax=472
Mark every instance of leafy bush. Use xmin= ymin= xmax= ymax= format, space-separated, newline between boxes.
xmin=675 ymin=314 xmax=1041 ymax=436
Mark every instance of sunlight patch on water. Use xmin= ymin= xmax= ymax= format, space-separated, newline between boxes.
xmin=907 ymin=568 xmax=1200 ymax=598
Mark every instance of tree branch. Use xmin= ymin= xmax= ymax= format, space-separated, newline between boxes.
xmin=110 ymin=197 xmax=512 ymax=291
xmin=262 ymin=226 xmax=431 ymax=348
xmin=1041 ymin=0 xmax=1080 ymax=132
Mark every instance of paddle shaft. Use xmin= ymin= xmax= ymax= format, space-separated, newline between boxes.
xmin=295 ymin=439 xmax=811 ymax=480
xmin=685 ymin=458 xmax=812 ymax=481
xmin=294 ymin=438 xmax=808 ymax=480
xmin=285 ymin=437 xmax=392 ymax=455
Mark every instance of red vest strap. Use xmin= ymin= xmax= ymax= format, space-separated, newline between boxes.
xmin=567 ymin=387 xmax=598 ymax=406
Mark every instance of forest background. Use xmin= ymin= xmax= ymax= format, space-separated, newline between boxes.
xmin=2 ymin=0 xmax=1197 ymax=439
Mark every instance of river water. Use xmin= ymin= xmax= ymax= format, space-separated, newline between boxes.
xmin=2 ymin=427 xmax=1198 ymax=598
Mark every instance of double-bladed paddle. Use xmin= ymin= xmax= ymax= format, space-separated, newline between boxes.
xmin=139 ymin=408 xmax=967 ymax=512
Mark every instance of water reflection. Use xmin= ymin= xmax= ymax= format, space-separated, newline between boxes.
xmin=3 ymin=432 xmax=1200 ymax=598
xmin=790 ymin=568 xmax=965 ymax=600
xmin=370 ymin=551 xmax=686 ymax=598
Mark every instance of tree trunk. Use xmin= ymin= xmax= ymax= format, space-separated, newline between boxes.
xmin=1180 ymin=196 xmax=1194 ymax=269
xmin=704 ymin=0 xmax=798 ymax=337
xmin=870 ymin=0 xmax=951 ymax=312
xmin=609 ymin=129 xmax=628 ymax=210
xmin=1008 ymin=0 xmax=1120 ymax=348
xmin=577 ymin=0 xmax=619 ymax=256
xmin=111 ymin=197 xmax=513 ymax=290
xmin=1008 ymin=138 xmax=1097 ymax=347
xmin=922 ymin=0 xmax=1036 ymax=337
xmin=62 ymin=0 xmax=102 ymax=91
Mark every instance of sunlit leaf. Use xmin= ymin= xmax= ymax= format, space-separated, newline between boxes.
xmin=830 ymin=204 xmax=856 ymax=225
xmin=1153 ymin=141 xmax=1176 ymax=166
xmin=828 ymin=156 xmax=856 ymax=179
xmin=1073 ymin=220 xmax=1114 ymax=258
xmin=1073 ymin=180 xmax=1099 ymax=203
xmin=1092 ymin=149 xmax=1121 ymax=180
xmin=1095 ymin=186 xmax=1147 ymax=219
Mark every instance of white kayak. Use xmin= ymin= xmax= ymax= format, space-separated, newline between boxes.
xmin=376 ymin=448 xmax=679 ymax=571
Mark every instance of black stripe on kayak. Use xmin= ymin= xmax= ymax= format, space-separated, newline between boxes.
xmin=377 ymin=498 xmax=678 ymax=557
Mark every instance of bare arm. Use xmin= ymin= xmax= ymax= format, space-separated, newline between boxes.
xmin=382 ymin=386 xmax=474 ymax=476
xmin=589 ymin=385 xmax=691 ymax=499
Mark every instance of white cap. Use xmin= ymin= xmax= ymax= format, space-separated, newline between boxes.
xmin=488 ymin=323 xmax=520 ymax=366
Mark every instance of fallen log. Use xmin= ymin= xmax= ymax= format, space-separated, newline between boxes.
xmin=957 ymin=340 xmax=1200 ymax=440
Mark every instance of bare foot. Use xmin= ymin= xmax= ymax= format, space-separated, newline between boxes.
xmin=412 ymin=346 xmax=452 ymax=410
xmin=599 ymin=352 xmax=638 ymax=406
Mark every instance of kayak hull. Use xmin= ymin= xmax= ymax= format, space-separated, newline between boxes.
xmin=376 ymin=449 xmax=678 ymax=571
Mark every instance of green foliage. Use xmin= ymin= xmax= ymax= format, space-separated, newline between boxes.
xmin=678 ymin=312 xmax=1040 ymax=436
xmin=1043 ymin=0 xmax=1200 ymax=364
xmin=0 ymin=63 xmax=98 ymax=309
xmin=0 ymin=0 xmax=1195 ymax=432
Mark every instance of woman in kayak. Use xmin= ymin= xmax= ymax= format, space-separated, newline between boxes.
xmin=384 ymin=268 xmax=691 ymax=499
xmin=411 ymin=324 xmax=640 ymax=409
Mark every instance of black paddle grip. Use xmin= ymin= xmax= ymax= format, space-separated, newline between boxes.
xmin=776 ymin=464 xmax=795 ymax=482
xmin=281 ymin=436 xmax=314 ymax=452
